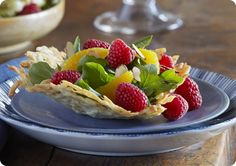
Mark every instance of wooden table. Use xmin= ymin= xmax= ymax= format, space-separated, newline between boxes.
xmin=0 ymin=0 xmax=236 ymax=165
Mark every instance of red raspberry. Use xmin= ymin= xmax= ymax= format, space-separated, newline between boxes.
xmin=115 ymin=83 xmax=148 ymax=112
xmin=83 ymin=39 xmax=110 ymax=49
xmin=162 ymin=94 xmax=189 ymax=121
xmin=51 ymin=70 xmax=80 ymax=85
xmin=159 ymin=54 xmax=174 ymax=72
xmin=107 ymin=39 xmax=135 ymax=69
xmin=175 ymin=77 xmax=203 ymax=111
xmin=18 ymin=3 xmax=41 ymax=15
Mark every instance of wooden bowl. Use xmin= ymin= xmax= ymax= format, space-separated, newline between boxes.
xmin=0 ymin=0 xmax=65 ymax=54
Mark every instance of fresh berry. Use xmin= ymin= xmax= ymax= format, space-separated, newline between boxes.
xmin=83 ymin=39 xmax=110 ymax=49
xmin=107 ymin=39 xmax=135 ymax=69
xmin=18 ymin=3 xmax=41 ymax=15
xmin=115 ymin=83 xmax=148 ymax=112
xmin=159 ymin=54 xmax=174 ymax=72
xmin=51 ymin=70 xmax=80 ymax=85
xmin=162 ymin=94 xmax=189 ymax=121
xmin=175 ymin=77 xmax=203 ymax=111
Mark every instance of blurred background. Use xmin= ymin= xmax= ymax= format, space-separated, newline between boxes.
xmin=34 ymin=0 xmax=236 ymax=78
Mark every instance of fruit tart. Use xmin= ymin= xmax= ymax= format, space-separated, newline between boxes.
xmin=9 ymin=36 xmax=202 ymax=120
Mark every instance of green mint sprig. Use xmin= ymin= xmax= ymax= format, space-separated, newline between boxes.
xmin=136 ymin=64 xmax=183 ymax=102
xmin=65 ymin=36 xmax=81 ymax=58
xmin=133 ymin=35 xmax=153 ymax=48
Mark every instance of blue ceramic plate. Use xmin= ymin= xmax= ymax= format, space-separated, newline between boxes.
xmin=11 ymin=79 xmax=229 ymax=134
xmin=0 ymin=68 xmax=235 ymax=156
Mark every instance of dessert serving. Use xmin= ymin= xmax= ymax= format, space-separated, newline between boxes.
xmin=9 ymin=36 xmax=202 ymax=120
xmin=0 ymin=0 xmax=60 ymax=17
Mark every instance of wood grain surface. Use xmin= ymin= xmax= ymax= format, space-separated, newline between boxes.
xmin=0 ymin=0 xmax=236 ymax=165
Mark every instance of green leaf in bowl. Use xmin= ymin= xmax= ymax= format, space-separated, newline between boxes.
xmin=82 ymin=62 xmax=114 ymax=89
xmin=29 ymin=62 xmax=54 ymax=85
xmin=137 ymin=64 xmax=183 ymax=100
xmin=75 ymin=79 xmax=102 ymax=97
xmin=77 ymin=55 xmax=108 ymax=72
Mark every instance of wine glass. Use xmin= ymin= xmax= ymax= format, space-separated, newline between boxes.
xmin=94 ymin=0 xmax=183 ymax=35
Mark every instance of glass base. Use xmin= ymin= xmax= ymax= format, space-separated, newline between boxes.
xmin=94 ymin=11 xmax=183 ymax=35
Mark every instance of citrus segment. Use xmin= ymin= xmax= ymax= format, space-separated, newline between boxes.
xmin=62 ymin=48 xmax=109 ymax=70
xmin=139 ymin=48 xmax=160 ymax=73
xmin=139 ymin=49 xmax=158 ymax=65
xmin=96 ymin=71 xmax=133 ymax=102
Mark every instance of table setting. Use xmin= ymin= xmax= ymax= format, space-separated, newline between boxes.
xmin=0 ymin=0 xmax=236 ymax=165
xmin=0 ymin=56 xmax=235 ymax=156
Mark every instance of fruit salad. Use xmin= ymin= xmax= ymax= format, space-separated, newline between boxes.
xmin=9 ymin=36 xmax=202 ymax=120
xmin=0 ymin=0 xmax=60 ymax=17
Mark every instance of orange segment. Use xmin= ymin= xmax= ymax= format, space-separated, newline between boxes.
xmin=96 ymin=71 xmax=133 ymax=102
xmin=62 ymin=48 xmax=109 ymax=70
xmin=139 ymin=48 xmax=158 ymax=65
xmin=139 ymin=48 xmax=160 ymax=73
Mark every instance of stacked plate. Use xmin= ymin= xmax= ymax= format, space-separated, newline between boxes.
xmin=0 ymin=68 xmax=236 ymax=156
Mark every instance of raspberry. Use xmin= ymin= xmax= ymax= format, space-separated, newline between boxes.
xmin=83 ymin=39 xmax=110 ymax=49
xmin=175 ymin=77 xmax=203 ymax=111
xmin=115 ymin=83 xmax=148 ymax=112
xmin=159 ymin=54 xmax=174 ymax=73
xmin=51 ymin=70 xmax=80 ymax=85
xmin=107 ymin=39 xmax=135 ymax=69
xmin=18 ymin=3 xmax=41 ymax=15
xmin=162 ymin=94 xmax=189 ymax=121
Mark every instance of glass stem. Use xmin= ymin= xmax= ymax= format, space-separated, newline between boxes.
xmin=94 ymin=0 xmax=183 ymax=34
xmin=118 ymin=0 xmax=161 ymax=21
xmin=123 ymin=0 xmax=156 ymax=6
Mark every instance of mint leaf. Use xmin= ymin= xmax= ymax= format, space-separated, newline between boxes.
xmin=133 ymin=35 xmax=153 ymax=48
xmin=138 ymin=64 xmax=160 ymax=97
xmin=82 ymin=62 xmax=114 ymax=89
xmin=127 ymin=57 xmax=146 ymax=70
xmin=29 ymin=62 xmax=54 ymax=85
xmin=154 ymin=70 xmax=184 ymax=96
xmin=77 ymin=56 xmax=108 ymax=72
xmin=65 ymin=36 xmax=80 ymax=58
xmin=73 ymin=36 xmax=80 ymax=53
xmin=75 ymin=79 xmax=90 ymax=90
xmin=141 ymin=64 xmax=157 ymax=74
xmin=154 ymin=81 xmax=178 ymax=95
xmin=160 ymin=70 xmax=184 ymax=84
xmin=137 ymin=65 xmax=183 ymax=100
xmin=75 ymin=79 xmax=102 ymax=97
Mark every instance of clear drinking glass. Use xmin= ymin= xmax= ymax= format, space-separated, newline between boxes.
xmin=94 ymin=0 xmax=183 ymax=35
